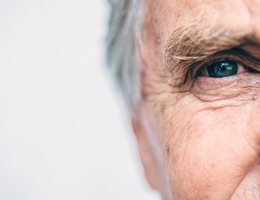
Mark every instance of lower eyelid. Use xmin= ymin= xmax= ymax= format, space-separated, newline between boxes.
xmin=191 ymin=73 xmax=260 ymax=104
xmin=195 ymin=75 xmax=237 ymax=91
xmin=194 ymin=71 xmax=260 ymax=91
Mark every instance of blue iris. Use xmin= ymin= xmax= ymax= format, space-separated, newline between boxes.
xmin=207 ymin=61 xmax=238 ymax=78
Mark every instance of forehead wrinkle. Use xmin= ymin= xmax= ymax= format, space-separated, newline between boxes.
xmin=163 ymin=24 xmax=257 ymax=74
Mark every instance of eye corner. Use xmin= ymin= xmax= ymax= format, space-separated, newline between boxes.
xmin=196 ymin=65 xmax=208 ymax=77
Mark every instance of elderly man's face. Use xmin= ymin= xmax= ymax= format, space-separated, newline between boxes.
xmin=132 ymin=0 xmax=260 ymax=199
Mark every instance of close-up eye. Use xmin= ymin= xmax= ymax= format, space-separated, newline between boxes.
xmin=207 ymin=61 xmax=238 ymax=78
xmin=201 ymin=60 xmax=242 ymax=78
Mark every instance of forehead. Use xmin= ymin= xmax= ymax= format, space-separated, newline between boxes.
xmin=149 ymin=0 xmax=260 ymax=43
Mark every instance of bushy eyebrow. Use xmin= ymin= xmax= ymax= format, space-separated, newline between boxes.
xmin=163 ymin=24 xmax=257 ymax=87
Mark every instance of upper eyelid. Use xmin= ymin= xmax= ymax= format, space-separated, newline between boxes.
xmin=199 ymin=57 xmax=240 ymax=70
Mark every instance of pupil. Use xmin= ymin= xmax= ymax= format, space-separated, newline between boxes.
xmin=207 ymin=61 xmax=238 ymax=78
xmin=221 ymin=65 xmax=226 ymax=72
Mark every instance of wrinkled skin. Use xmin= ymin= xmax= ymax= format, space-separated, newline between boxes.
xmin=132 ymin=0 xmax=260 ymax=199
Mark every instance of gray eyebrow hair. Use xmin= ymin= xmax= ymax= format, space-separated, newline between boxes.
xmin=163 ymin=24 xmax=257 ymax=87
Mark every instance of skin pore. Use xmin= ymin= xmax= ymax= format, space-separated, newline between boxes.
xmin=132 ymin=0 xmax=260 ymax=199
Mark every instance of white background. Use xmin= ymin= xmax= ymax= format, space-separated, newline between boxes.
xmin=0 ymin=0 xmax=160 ymax=199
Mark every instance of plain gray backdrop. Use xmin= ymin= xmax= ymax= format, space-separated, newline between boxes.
xmin=0 ymin=0 xmax=160 ymax=199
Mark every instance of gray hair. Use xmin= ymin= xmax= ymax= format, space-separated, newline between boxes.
xmin=106 ymin=0 xmax=142 ymax=109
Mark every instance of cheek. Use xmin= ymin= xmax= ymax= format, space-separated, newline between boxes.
xmin=163 ymin=100 xmax=259 ymax=199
